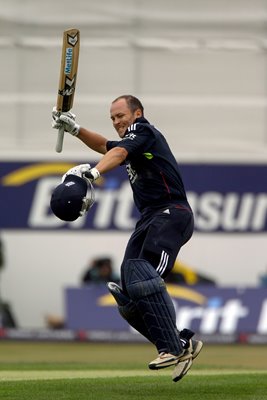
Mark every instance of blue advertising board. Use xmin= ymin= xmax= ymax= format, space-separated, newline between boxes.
xmin=65 ymin=284 xmax=267 ymax=335
xmin=0 ymin=161 xmax=266 ymax=232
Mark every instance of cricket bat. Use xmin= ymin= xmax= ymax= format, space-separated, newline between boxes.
xmin=55 ymin=28 xmax=80 ymax=153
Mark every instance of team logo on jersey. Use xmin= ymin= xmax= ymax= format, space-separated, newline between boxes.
xmin=65 ymin=181 xmax=75 ymax=187
xmin=125 ymin=162 xmax=137 ymax=184
xmin=123 ymin=132 xmax=136 ymax=141
xmin=128 ymin=123 xmax=138 ymax=132
xmin=123 ymin=123 xmax=139 ymax=141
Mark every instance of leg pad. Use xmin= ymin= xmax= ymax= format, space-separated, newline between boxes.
xmin=123 ymin=259 xmax=183 ymax=355
xmin=107 ymin=282 xmax=153 ymax=343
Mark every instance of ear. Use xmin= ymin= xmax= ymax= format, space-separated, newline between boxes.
xmin=134 ymin=109 xmax=142 ymax=118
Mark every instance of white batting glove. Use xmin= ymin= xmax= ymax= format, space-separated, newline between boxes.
xmin=61 ymin=164 xmax=92 ymax=182
xmin=52 ymin=106 xmax=80 ymax=136
xmin=83 ymin=167 xmax=101 ymax=182
xmin=51 ymin=107 xmax=61 ymax=129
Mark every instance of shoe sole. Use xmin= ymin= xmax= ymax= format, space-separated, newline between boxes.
xmin=192 ymin=340 xmax=203 ymax=360
xmin=172 ymin=357 xmax=193 ymax=382
xmin=172 ymin=341 xmax=203 ymax=382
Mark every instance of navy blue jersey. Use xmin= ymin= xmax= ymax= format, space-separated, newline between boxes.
xmin=106 ymin=117 xmax=189 ymax=213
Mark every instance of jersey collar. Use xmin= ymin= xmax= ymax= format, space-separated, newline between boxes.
xmin=135 ymin=116 xmax=149 ymax=124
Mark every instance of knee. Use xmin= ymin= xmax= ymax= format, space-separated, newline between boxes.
xmin=123 ymin=258 xmax=165 ymax=300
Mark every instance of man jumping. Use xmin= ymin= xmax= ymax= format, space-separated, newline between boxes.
xmin=51 ymin=95 xmax=203 ymax=381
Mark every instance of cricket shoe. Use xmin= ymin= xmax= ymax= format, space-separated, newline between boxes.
xmin=172 ymin=339 xmax=203 ymax=382
xmin=148 ymin=349 xmax=192 ymax=370
xmin=191 ymin=339 xmax=203 ymax=360
xmin=172 ymin=357 xmax=193 ymax=382
xmin=179 ymin=329 xmax=203 ymax=364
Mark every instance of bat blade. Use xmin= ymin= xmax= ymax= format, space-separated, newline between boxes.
xmin=55 ymin=28 xmax=80 ymax=153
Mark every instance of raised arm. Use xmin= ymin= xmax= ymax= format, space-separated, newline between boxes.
xmin=52 ymin=108 xmax=108 ymax=154
xmin=76 ymin=126 xmax=108 ymax=154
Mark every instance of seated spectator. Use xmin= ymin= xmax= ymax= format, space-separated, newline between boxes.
xmin=46 ymin=256 xmax=120 ymax=329
xmin=81 ymin=257 xmax=119 ymax=284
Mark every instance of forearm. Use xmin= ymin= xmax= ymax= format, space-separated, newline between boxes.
xmin=70 ymin=147 xmax=128 ymax=183
xmin=95 ymin=147 xmax=128 ymax=174
xmin=77 ymin=127 xmax=108 ymax=154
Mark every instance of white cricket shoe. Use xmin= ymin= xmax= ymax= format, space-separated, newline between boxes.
xmin=149 ymin=349 xmax=191 ymax=370
xmin=172 ymin=339 xmax=203 ymax=382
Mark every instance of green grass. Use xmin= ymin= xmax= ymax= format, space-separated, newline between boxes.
xmin=0 ymin=342 xmax=267 ymax=400
xmin=1 ymin=373 xmax=267 ymax=400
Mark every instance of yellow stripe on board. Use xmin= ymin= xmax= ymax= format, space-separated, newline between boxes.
xmin=166 ymin=284 xmax=207 ymax=305
xmin=98 ymin=284 xmax=207 ymax=306
xmin=1 ymin=163 xmax=76 ymax=186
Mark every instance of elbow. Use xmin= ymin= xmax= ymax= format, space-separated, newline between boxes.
xmin=97 ymin=146 xmax=128 ymax=174
xmin=114 ymin=146 xmax=128 ymax=163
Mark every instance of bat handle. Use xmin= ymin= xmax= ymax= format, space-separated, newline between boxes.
xmin=56 ymin=125 xmax=64 ymax=153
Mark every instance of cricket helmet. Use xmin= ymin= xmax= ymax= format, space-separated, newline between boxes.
xmin=50 ymin=174 xmax=95 ymax=221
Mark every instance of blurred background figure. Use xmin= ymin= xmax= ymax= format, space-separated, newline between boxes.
xmin=0 ymin=235 xmax=4 ymax=273
xmin=0 ymin=235 xmax=4 ymax=307
xmin=259 ymin=266 xmax=267 ymax=287
xmin=46 ymin=256 xmax=119 ymax=329
xmin=81 ymin=257 xmax=119 ymax=285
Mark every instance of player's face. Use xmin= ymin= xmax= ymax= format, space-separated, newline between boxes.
xmin=110 ymin=98 xmax=142 ymax=138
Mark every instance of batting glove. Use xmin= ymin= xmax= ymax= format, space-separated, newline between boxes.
xmin=61 ymin=164 xmax=92 ymax=182
xmin=84 ymin=167 xmax=101 ymax=182
xmin=52 ymin=106 xmax=80 ymax=136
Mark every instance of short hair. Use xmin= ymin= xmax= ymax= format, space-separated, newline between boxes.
xmin=112 ymin=95 xmax=144 ymax=115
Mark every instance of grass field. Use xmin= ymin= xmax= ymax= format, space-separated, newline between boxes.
xmin=0 ymin=341 xmax=267 ymax=400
